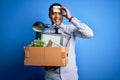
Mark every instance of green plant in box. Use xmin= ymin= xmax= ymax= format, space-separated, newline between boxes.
xmin=28 ymin=38 xmax=45 ymax=47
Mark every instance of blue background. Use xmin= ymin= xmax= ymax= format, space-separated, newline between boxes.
xmin=0 ymin=0 xmax=120 ymax=80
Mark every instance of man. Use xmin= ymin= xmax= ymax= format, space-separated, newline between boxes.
xmin=43 ymin=3 xmax=94 ymax=80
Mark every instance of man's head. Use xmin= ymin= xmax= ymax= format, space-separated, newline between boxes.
xmin=49 ymin=3 xmax=63 ymax=25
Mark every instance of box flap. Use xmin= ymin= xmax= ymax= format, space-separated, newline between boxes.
xmin=24 ymin=47 xmax=45 ymax=66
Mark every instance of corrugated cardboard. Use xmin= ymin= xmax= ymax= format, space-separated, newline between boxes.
xmin=24 ymin=46 xmax=68 ymax=66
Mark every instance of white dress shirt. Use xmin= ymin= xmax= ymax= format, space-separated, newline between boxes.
xmin=44 ymin=17 xmax=94 ymax=80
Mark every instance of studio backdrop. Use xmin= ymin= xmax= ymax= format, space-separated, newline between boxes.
xmin=0 ymin=0 xmax=120 ymax=80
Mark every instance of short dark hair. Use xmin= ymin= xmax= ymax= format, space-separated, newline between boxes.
xmin=49 ymin=3 xmax=62 ymax=14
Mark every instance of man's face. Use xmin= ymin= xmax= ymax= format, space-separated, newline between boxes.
xmin=49 ymin=6 xmax=63 ymax=25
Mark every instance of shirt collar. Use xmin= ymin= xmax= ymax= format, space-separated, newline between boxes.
xmin=51 ymin=23 xmax=64 ymax=29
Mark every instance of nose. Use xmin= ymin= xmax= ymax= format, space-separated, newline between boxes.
xmin=55 ymin=13 xmax=59 ymax=17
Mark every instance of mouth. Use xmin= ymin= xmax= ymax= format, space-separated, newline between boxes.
xmin=54 ymin=18 xmax=61 ymax=23
xmin=55 ymin=18 xmax=60 ymax=21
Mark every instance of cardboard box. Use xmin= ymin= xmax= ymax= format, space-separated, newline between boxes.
xmin=24 ymin=46 xmax=68 ymax=66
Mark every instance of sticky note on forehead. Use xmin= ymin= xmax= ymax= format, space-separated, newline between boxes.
xmin=53 ymin=6 xmax=61 ymax=12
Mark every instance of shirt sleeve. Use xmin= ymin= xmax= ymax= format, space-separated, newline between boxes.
xmin=70 ymin=17 xmax=94 ymax=38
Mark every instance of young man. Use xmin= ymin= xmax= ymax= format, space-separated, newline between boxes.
xmin=43 ymin=3 xmax=94 ymax=80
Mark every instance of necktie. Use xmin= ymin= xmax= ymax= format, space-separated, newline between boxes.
xmin=54 ymin=27 xmax=59 ymax=34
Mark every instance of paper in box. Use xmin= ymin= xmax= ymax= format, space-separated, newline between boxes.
xmin=24 ymin=46 xmax=68 ymax=66
xmin=41 ymin=33 xmax=63 ymax=46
